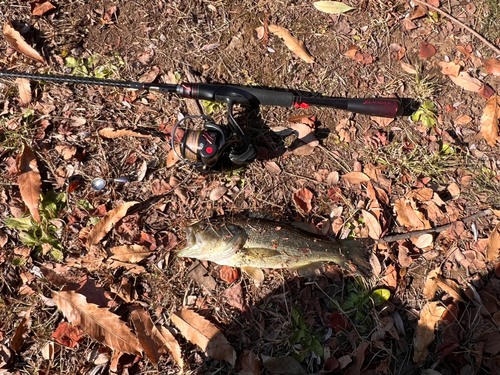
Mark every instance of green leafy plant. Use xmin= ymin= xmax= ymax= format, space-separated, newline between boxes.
xmin=411 ymin=100 xmax=438 ymax=128
xmin=64 ymin=53 xmax=124 ymax=78
xmin=289 ymin=305 xmax=324 ymax=363
xmin=4 ymin=191 xmax=66 ymax=261
xmin=333 ymin=278 xmax=390 ymax=330
xmin=202 ymin=100 xmax=225 ymax=115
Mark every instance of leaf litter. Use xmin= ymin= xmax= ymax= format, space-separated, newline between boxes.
xmin=3 ymin=0 xmax=500 ymax=374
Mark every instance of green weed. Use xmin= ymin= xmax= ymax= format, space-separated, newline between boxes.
xmin=4 ymin=191 xmax=66 ymax=261
xmin=289 ymin=305 xmax=324 ymax=363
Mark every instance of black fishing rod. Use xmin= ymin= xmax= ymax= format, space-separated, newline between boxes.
xmin=0 ymin=70 xmax=402 ymax=170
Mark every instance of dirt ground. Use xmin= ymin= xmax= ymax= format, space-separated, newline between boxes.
xmin=1 ymin=0 xmax=500 ymax=374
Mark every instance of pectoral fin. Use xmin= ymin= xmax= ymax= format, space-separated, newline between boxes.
xmin=241 ymin=267 xmax=264 ymax=283
xmin=293 ymin=262 xmax=324 ymax=279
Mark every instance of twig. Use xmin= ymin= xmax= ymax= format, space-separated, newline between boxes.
xmin=379 ymin=208 xmax=493 ymax=243
xmin=412 ymin=0 xmax=500 ymax=56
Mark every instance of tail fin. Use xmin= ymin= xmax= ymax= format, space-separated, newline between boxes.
xmin=338 ymin=238 xmax=374 ymax=276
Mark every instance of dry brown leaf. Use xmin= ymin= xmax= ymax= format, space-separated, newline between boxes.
xmin=394 ymin=199 xmax=412 ymax=227
xmin=209 ymin=186 xmax=227 ymax=201
xmin=31 ymin=0 xmax=56 ymax=16
xmin=480 ymin=94 xmax=499 ymax=147
xmin=3 ymin=20 xmax=44 ymax=63
xmin=485 ymin=59 xmax=500 ymax=77
xmin=171 ymin=309 xmax=236 ymax=366
xmin=86 ymin=202 xmax=137 ymax=247
xmin=413 ymin=302 xmax=446 ymax=362
xmin=239 ymin=350 xmax=261 ymax=375
xmin=138 ymin=66 xmax=160 ymax=83
xmin=11 ymin=310 xmax=31 ymax=353
xmin=99 ymin=128 xmax=152 ymax=139
xmin=454 ymin=115 xmax=472 ymax=125
xmin=342 ymin=172 xmax=370 ymax=184
xmin=438 ymin=61 xmax=461 ymax=77
xmin=130 ymin=306 xmax=160 ymax=365
xmin=293 ymin=187 xmax=314 ymax=213
xmin=362 ymin=210 xmax=381 ymax=240
xmin=268 ymin=25 xmax=314 ymax=64
xmin=449 ymin=71 xmax=482 ymax=92
xmin=289 ymin=123 xmax=319 ymax=147
xmin=17 ymin=144 xmax=41 ymax=223
xmin=400 ymin=62 xmax=417 ymax=74
xmin=415 ymin=234 xmax=433 ymax=249
xmin=55 ymin=144 xmax=77 ymax=160
xmin=166 ymin=147 xmax=180 ymax=168
xmin=447 ymin=182 xmax=460 ymax=198
xmin=423 ymin=269 xmax=441 ymax=300
xmin=419 ymin=42 xmax=436 ymax=58
xmin=155 ymin=326 xmax=184 ymax=368
xmin=109 ymin=245 xmax=152 ymax=263
xmin=436 ymin=278 xmax=464 ymax=302
xmin=15 ymin=78 xmax=31 ymax=105
xmin=52 ymin=290 xmax=142 ymax=355
xmin=486 ymin=222 xmax=500 ymax=261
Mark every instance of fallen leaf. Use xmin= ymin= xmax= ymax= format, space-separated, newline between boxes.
xmin=485 ymin=59 xmax=500 ymax=77
xmin=438 ymin=61 xmax=461 ymax=77
xmin=171 ymin=309 xmax=236 ymax=366
xmin=350 ymin=341 xmax=369 ymax=375
xmin=55 ymin=144 xmax=77 ymax=160
xmin=11 ymin=310 xmax=31 ymax=352
xmin=138 ymin=66 xmax=160 ymax=83
xmin=290 ymin=122 xmax=319 ymax=147
xmin=86 ymin=202 xmax=138 ymax=247
xmin=342 ymin=171 xmax=370 ymax=184
xmin=478 ymin=84 xmax=496 ymax=100
xmin=268 ymin=25 xmax=314 ymax=64
xmin=480 ymin=94 xmax=499 ymax=147
xmin=447 ymin=182 xmax=460 ymax=198
xmin=313 ymin=1 xmax=355 ymax=14
xmin=130 ymin=306 xmax=161 ymax=365
xmin=329 ymin=312 xmax=349 ymax=333
xmin=200 ymin=43 xmax=220 ymax=51
xmin=99 ymin=128 xmax=152 ymax=138
xmin=31 ymin=0 xmax=56 ymax=16
xmin=223 ymin=282 xmax=246 ymax=311
xmin=415 ymin=234 xmax=433 ymax=249
xmin=255 ymin=26 xmax=265 ymax=40
xmin=219 ymin=266 xmax=239 ymax=283
xmin=449 ymin=71 xmax=482 ymax=92
xmin=413 ymin=302 xmax=446 ymax=362
xmin=293 ymin=187 xmax=314 ymax=213
xmin=262 ymin=355 xmax=306 ymax=375
xmin=52 ymin=290 xmax=142 ymax=355
xmin=3 ymin=20 xmax=44 ymax=63
xmin=109 ymin=245 xmax=152 ymax=263
xmin=423 ymin=269 xmax=441 ymax=300
xmin=265 ymin=161 xmax=281 ymax=174
xmin=486 ymin=222 xmax=500 ymax=261
xmin=210 ymin=186 xmax=227 ymax=201
xmin=15 ymin=78 xmax=31 ymax=105
xmin=362 ymin=210 xmax=381 ymax=240
xmin=410 ymin=6 xmax=427 ymax=20
xmin=239 ymin=350 xmax=261 ymax=375
xmin=166 ymin=147 xmax=180 ymax=168
xmin=52 ymin=322 xmax=83 ymax=348
xmin=41 ymin=342 xmax=60 ymax=360
xmin=17 ymin=144 xmax=41 ymax=223
xmin=401 ymin=62 xmax=417 ymax=74
xmin=420 ymin=42 xmax=436 ymax=58
xmin=454 ymin=115 xmax=472 ymax=125
xmin=155 ymin=326 xmax=184 ymax=368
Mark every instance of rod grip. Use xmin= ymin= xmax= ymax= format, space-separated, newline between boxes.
xmin=346 ymin=98 xmax=401 ymax=118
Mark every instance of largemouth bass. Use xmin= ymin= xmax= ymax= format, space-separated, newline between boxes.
xmin=177 ymin=217 xmax=372 ymax=281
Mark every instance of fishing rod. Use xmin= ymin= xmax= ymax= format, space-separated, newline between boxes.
xmin=0 ymin=70 xmax=402 ymax=170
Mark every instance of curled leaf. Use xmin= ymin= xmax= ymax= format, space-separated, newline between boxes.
xmin=15 ymin=78 xmax=31 ymax=105
xmin=268 ymin=25 xmax=314 ymax=64
xmin=171 ymin=309 xmax=236 ymax=366
xmin=342 ymin=172 xmax=370 ymax=184
xmin=485 ymin=59 xmax=500 ymax=77
xmin=86 ymin=202 xmax=138 ymax=247
xmin=449 ymin=71 xmax=482 ymax=92
xmin=293 ymin=187 xmax=314 ymax=213
xmin=3 ymin=20 xmax=44 ymax=63
xmin=17 ymin=144 xmax=41 ymax=223
xmin=413 ymin=302 xmax=446 ymax=362
xmin=99 ymin=128 xmax=152 ymax=138
xmin=480 ymin=94 xmax=499 ymax=147
xmin=362 ymin=209 xmax=381 ymax=240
